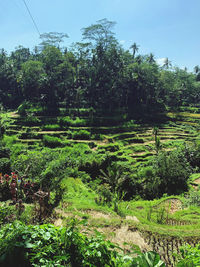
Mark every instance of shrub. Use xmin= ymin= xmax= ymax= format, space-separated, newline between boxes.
xmin=99 ymin=143 xmax=120 ymax=152
xmin=42 ymin=124 xmax=61 ymax=130
xmin=177 ymin=243 xmax=200 ymax=266
xmin=184 ymin=190 xmax=200 ymax=207
xmin=0 ymin=158 xmax=11 ymax=174
xmin=17 ymin=101 xmax=29 ymax=116
xmin=18 ymin=102 xmax=43 ymax=116
xmin=43 ymin=135 xmax=63 ymax=148
xmin=91 ymin=133 xmax=104 ymax=140
xmin=72 ymin=130 xmax=91 ymax=140
xmin=59 ymin=116 xmax=86 ymax=128
xmin=0 ymin=221 xmax=135 ymax=266
xmin=154 ymin=150 xmax=191 ymax=196
xmin=24 ymin=115 xmax=41 ymax=126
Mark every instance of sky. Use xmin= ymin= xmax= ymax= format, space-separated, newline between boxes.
xmin=1 ymin=0 xmax=200 ymax=71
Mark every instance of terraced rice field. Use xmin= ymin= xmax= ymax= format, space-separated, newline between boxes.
xmin=4 ymin=111 xmax=200 ymax=169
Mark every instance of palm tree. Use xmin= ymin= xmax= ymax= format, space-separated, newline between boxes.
xmin=194 ymin=65 xmax=200 ymax=74
xmin=100 ymin=164 xmax=127 ymax=212
xmin=163 ymin=57 xmax=172 ymax=69
xmin=100 ymin=165 xmax=126 ymax=195
xmin=135 ymin=55 xmax=143 ymax=64
xmin=147 ymin=53 xmax=155 ymax=64
xmin=130 ymin=42 xmax=139 ymax=59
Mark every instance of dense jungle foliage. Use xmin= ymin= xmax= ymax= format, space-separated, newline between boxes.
xmin=0 ymin=19 xmax=200 ymax=114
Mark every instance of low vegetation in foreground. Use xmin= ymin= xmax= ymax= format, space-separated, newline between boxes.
xmin=0 ymin=107 xmax=200 ymax=266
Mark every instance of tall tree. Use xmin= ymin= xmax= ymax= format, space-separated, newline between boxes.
xmin=163 ymin=57 xmax=172 ymax=69
xmin=20 ymin=60 xmax=46 ymax=101
xmin=82 ymin=18 xmax=117 ymax=49
xmin=194 ymin=65 xmax=200 ymax=74
xmin=147 ymin=53 xmax=155 ymax=64
xmin=130 ymin=42 xmax=139 ymax=59
xmin=39 ymin=32 xmax=69 ymax=50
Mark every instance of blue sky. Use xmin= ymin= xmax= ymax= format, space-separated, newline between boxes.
xmin=1 ymin=0 xmax=200 ymax=71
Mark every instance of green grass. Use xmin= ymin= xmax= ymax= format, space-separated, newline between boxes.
xmin=58 ymin=180 xmax=200 ymax=238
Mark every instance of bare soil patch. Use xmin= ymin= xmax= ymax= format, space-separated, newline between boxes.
xmin=161 ymin=198 xmax=182 ymax=214
xmin=99 ymin=225 xmax=150 ymax=252
xmin=194 ymin=178 xmax=200 ymax=185
xmin=87 ymin=210 xmax=112 ymax=220
xmin=126 ymin=215 xmax=139 ymax=223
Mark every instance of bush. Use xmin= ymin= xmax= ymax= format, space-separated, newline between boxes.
xmin=18 ymin=102 xmax=43 ymax=116
xmin=91 ymin=133 xmax=104 ymax=140
xmin=0 ymin=221 xmax=124 ymax=266
xmin=184 ymin=190 xmax=200 ymax=207
xmin=0 ymin=221 xmax=165 ymax=267
xmin=59 ymin=116 xmax=86 ymax=128
xmin=24 ymin=115 xmax=41 ymax=126
xmin=0 ymin=158 xmax=11 ymax=174
xmin=43 ymin=135 xmax=63 ymax=148
xmin=99 ymin=143 xmax=120 ymax=152
xmin=42 ymin=124 xmax=61 ymax=130
xmin=72 ymin=130 xmax=91 ymax=140
xmin=177 ymin=243 xmax=200 ymax=266
xmin=154 ymin=150 xmax=191 ymax=196
xmin=17 ymin=101 xmax=29 ymax=116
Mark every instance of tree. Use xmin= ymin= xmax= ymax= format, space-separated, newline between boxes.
xmin=153 ymin=127 xmax=161 ymax=154
xmin=10 ymin=46 xmax=31 ymax=69
xmin=130 ymin=42 xmax=139 ymax=59
xmin=0 ymin=52 xmax=20 ymax=108
xmin=100 ymin=164 xmax=127 ymax=212
xmin=147 ymin=53 xmax=155 ymax=64
xmin=194 ymin=65 xmax=200 ymax=81
xmin=81 ymin=18 xmax=117 ymax=49
xmin=20 ymin=60 xmax=47 ymax=100
xmin=39 ymin=32 xmax=69 ymax=50
xmin=194 ymin=65 xmax=200 ymax=74
xmin=154 ymin=149 xmax=191 ymax=196
xmin=163 ymin=57 xmax=172 ymax=69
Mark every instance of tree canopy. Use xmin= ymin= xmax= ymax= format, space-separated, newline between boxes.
xmin=0 ymin=19 xmax=199 ymax=113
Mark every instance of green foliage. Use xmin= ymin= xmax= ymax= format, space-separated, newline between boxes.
xmin=184 ymin=190 xmax=200 ymax=207
xmin=0 ymin=157 xmax=11 ymax=174
xmin=0 ymin=220 xmax=157 ymax=266
xmin=2 ymin=134 xmax=18 ymax=148
xmin=43 ymin=135 xmax=63 ymax=148
xmin=18 ymin=102 xmax=43 ymax=116
xmin=0 ymin=19 xmax=200 ymax=112
xmin=177 ymin=243 xmax=200 ymax=266
xmin=131 ymin=251 xmax=165 ymax=267
xmin=72 ymin=129 xmax=91 ymax=140
xmin=42 ymin=124 xmax=60 ymax=130
xmin=59 ymin=116 xmax=87 ymax=127
xmin=91 ymin=133 xmax=104 ymax=140
xmin=99 ymin=143 xmax=120 ymax=152
xmin=24 ymin=115 xmax=41 ymax=126
xmin=96 ymin=183 xmax=112 ymax=206
xmin=0 ymin=205 xmax=15 ymax=225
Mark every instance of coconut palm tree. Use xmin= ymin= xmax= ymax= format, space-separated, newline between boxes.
xmin=147 ymin=53 xmax=155 ymax=64
xmin=163 ymin=57 xmax=172 ymax=69
xmin=130 ymin=42 xmax=139 ymax=59
xmin=194 ymin=65 xmax=200 ymax=74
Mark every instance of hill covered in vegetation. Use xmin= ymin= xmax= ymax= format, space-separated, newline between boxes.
xmin=1 ymin=19 xmax=200 ymax=267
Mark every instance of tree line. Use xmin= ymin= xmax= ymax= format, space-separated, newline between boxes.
xmin=0 ymin=19 xmax=200 ymax=114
